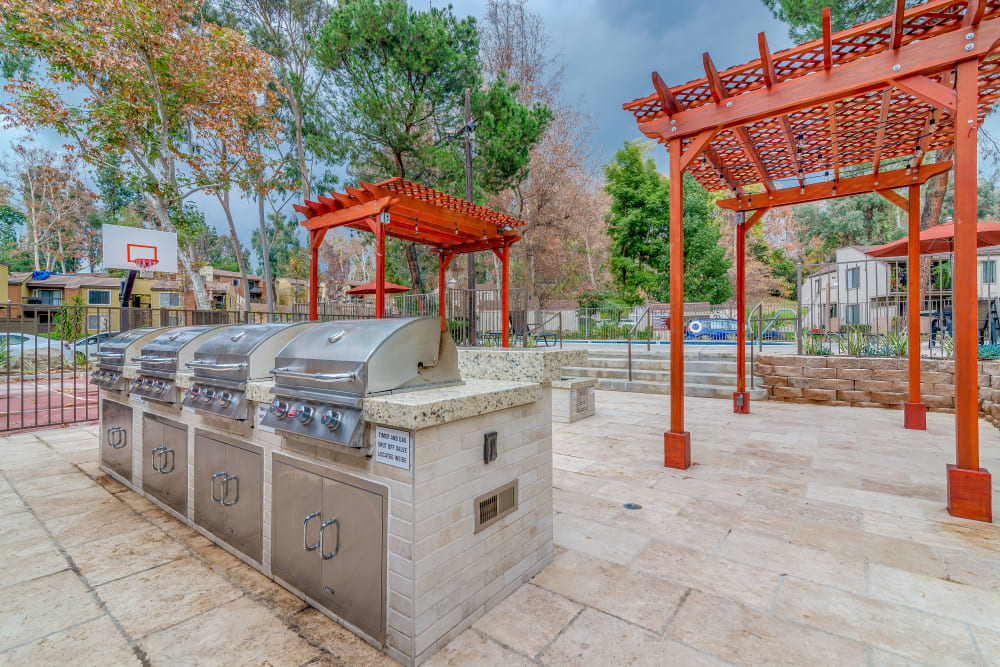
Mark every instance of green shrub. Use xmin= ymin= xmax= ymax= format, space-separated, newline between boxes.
xmin=802 ymin=334 xmax=831 ymax=356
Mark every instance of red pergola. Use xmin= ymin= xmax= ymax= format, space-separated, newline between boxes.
xmin=624 ymin=0 xmax=1000 ymax=521
xmin=293 ymin=177 xmax=525 ymax=346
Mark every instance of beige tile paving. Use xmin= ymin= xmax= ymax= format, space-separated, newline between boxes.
xmin=0 ymin=426 xmax=400 ymax=666
xmin=2 ymin=392 xmax=1000 ymax=665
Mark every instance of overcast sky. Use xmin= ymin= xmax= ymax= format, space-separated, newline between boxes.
xmin=3 ymin=0 xmax=999 ymax=255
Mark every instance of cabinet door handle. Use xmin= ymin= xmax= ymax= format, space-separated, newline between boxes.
xmin=160 ymin=449 xmax=175 ymax=474
xmin=107 ymin=427 xmax=127 ymax=449
xmin=320 ymin=517 xmax=339 ymax=559
xmin=211 ymin=472 xmax=226 ymax=501
xmin=151 ymin=446 xmax=166 ymax=471
xmin=222 ymin=475 xmax=239 ymax=506
xmin=303 ymin=511 xmax=321 ymax=551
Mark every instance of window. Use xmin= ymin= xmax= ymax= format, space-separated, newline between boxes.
xmin=846 ymin=267 xmax=860 ymax=289
xmin=88 ymin=290 xmax=112 ymax=305
xmin=33 ymin=289 xmax=61 ymax=305
xmin=829 ymin=304 xmax=838 ymax=318
xmin=159 ymin=292 xmax=181 ymax=308
xmin=846 ymin=304 xmax=860 ymax=325
xmin=87 ymin=314 xmax=110 ymax=331
xmin=983 ymin=260 xmax=997 ymax=284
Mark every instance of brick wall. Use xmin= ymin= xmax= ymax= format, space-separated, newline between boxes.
xmin=759 ymin=354 xmax=1000 ymax=428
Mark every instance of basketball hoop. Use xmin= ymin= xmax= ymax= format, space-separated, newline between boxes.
xmin=134 ymin=258 xmax=158 ymax=279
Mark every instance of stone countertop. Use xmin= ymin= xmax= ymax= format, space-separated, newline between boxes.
xmin=364 ymin=379 xmax=540 ymax=430
xmin=552 ymin=376 xmax=598 ymax=389
xmin=457 ymin=348 xmax=586 ymax=384
xmin=121 ymin=364 xmax=543 ymax=431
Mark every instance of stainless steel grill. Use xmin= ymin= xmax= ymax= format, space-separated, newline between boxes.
xmin=181 ymin=321 xmax=317 ymax=420
xmin=130 ymin=325 xmax=234 ymax=404
xmin=90 ymin=327 xmax=167 ymax=391
xmin=261 ymin=317 xmax=462 ymax=449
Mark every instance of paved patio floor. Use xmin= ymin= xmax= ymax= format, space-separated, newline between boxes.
xmin=2 ymin=393 xmax=999 ymax=665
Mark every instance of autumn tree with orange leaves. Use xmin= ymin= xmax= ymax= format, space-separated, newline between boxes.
xmin=0 ymin=0 xmax=282 ymax=309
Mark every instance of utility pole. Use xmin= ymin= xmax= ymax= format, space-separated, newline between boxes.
xmin=464 ymin=88 xmax=476 ymax=346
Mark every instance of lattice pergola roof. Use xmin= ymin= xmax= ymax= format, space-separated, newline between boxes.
xmin=623 ymin=0 xmax=1000 ymax=199
xmin=293 ymin=177 xmax=524 ymax=253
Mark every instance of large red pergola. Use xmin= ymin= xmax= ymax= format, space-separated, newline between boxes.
xmin=624 ymin=0 xmax=1000 ymax=521
xmin=293 ymin=177 xmax=524 ymax=346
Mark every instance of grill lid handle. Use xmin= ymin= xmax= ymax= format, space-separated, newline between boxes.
xmin=96 ymin=351 xmax=123 ymax=358
xmin=269 ymin=367 xmax=358 ymax=383
xmin=185 ymin=360 xmax=248 ymax=370
xmin=131 ymin=356 xmax=173 ymax=363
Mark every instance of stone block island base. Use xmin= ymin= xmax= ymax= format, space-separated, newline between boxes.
xmin=98 ymin=347 xmax=580 ymax=665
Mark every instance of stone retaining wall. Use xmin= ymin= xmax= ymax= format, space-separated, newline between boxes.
xmin=758 ymin=354 xmax=1000 ymax=429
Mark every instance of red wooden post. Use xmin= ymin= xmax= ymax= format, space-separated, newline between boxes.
xmin=438 ymin=253 xmax=453 ymax=333
xmin=501 ymin=242 xmax=510 ymax=347
xmin=308 ymin=231 xmax=319 ymax=322
xmin=904 ymin=184 xmax=926 ymax=429
xmin=665 ymin=138 xmax=691 ymax=468
xmin=948 ymin=56 xmax=991 ymax=522
xmin=734 ymin=219 xmax=749 ymax=414
xmin=375 ymin=218 xmax=386 ymax=319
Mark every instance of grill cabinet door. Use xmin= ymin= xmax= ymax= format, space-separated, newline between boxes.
xmin=320 ymin=477 xmax=385 ymax=641
xmin=193 ymin=433 xmax=227 ymax=535
xmin=142 ymin=416 xmax=188 ymax=515
xmin=141 ymin=415 xmax=162 ymax=494
xmin=223 ymin=442 xmax=262 ymax=562
xmin=101 ymin=400 xmax=132 ymax=482
xmin=272 ymin=459 xmax=323 ymax=599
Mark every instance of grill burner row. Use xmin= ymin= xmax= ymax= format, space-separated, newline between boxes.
xmin=93 ymin=317 xmax=461 ymax=451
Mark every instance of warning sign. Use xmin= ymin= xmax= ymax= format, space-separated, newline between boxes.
xmin=375 ymin=426 xmax=411 ymax=470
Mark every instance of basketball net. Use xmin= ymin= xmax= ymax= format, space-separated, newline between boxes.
xmin=134 ymin=258 xmax=158 ymax=279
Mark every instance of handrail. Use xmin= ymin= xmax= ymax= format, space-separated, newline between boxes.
xmin=748 ymin=302 xmax=763 ymax=390
xmin=626 ymin=306 xmax=651 ymax=382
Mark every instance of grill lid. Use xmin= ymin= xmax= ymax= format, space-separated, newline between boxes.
xmin=98 ymin=327 xmax=167 ymax=369
xmin=271 ymin=317 xmax=460 ymax=395
xmin=136 ymin=325 xmax=234 ymax=375
xmin=186 ymin=321 xmax=318 ymax=383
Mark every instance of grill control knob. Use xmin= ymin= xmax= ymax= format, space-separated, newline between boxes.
xmin=321 ymin=410 xmax=342 ymax=431
xmin=217 ymin=392 xmax=232 ymax=407
xmin=157 ymin=382 xmax=169 ymax=393
xmin=269 ymin=400 xmax=288 ymax=418
xmin=296 ymin=406 xmax=314 ymax=425
xmin=186 ymin=387 xmax=200 ymax=399
xmin=202 ymin=389 xmax=216 ymax=402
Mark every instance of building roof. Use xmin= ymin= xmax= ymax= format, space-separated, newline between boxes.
xmin=151 ymin=280 xmax=181 ymax=291
xmin=210 ymin=269 xmax=264 ymax=281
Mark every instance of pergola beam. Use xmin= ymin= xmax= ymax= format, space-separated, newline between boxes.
xmin=822 ymin=7 xmax=833 ymax=69
xmin=876 ymin=188 xmax=909 ymax=210
xmin=871 ymin=90 xmax=892 ymax=175
xmin=890 ymin=0 xmax=906 ymax=49
xmin=652 ymin=71 xmax=682 ymax=116
xmin=638 ymin=17 xmax=1000 ymax=140
xmin=892 ymin=74 xmax=957 ymax=113
xmin=716 ymin=161 xmax=952 ymax=211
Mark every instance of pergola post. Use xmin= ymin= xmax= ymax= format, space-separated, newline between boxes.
xmin=734 ymin=218 xmax=749 ymax=414
xmin=438 ymin=252 xmax=453 ymax=333
xmin=501 ymin=242 xmax=510 ymax=348
xmin=905 ymin=184 xmax=927 ymax=429
xmin=375 ymin=218 xmax=386 ymax=319
xmin=308 ymin=230 xmax=320 ymax=321
xmin=665 ymin=138 xmax=691 ymax=469
xmin=948 ymin=56 xmax=991 ymax=522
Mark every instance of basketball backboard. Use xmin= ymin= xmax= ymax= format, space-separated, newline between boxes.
xmin=102 ymin=224 xmax=178 ymax=273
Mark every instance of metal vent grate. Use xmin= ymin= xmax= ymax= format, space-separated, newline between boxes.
xmin=474 ymin=479 xmax=518 ymax=533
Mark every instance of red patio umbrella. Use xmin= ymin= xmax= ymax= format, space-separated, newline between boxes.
xmin=345 ymin=280 xmax=411 ymax=295
xmin=866 ymin=220 xmax=1000 ymax=257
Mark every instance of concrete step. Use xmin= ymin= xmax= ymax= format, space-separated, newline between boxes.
xmin=594 ymin=378 xmax=769 ymax=400
xmin=587 ymin=349 xmax=741 ymax=361
xmin=564 ymin=366 xmax=763 ymax=388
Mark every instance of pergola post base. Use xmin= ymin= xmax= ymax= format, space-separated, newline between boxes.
xmin=733 ymin=391 xmax=750 ymax=415
xmin=664 ymin=431 xmax=691 ymax=469
xmin=904 ymin=402 xmax=927 ymax=430
xmin=946 ymin=464 xmax=992 ymax=522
